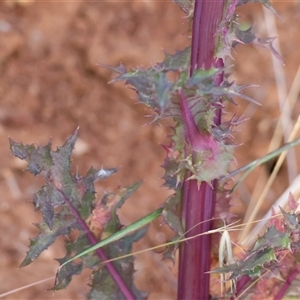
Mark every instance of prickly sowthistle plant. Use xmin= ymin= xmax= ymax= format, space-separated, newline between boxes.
xmin=10 ymin=0 xmax=300 ymax=299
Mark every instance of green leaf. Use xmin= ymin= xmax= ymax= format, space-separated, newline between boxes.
xmin=54 ymin=260 xmax=83 ymax=290
xmin=211 ymin=248 xmax=277 ymax=280
xmin=185 ymin=143 xmax=234 ymax=183
xmin=157 ymin=47 xmax=191 ymax=71
xmin=252 ymin=226 xmax=291 ymax=251
xmin=186 ymin=68 xmax=220 ymax=87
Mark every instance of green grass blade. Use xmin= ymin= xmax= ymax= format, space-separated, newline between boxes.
xmin=60 ymin=207 xmax=163 ymax=268
xmin=226 ymin=137 xmax=300 ymax=193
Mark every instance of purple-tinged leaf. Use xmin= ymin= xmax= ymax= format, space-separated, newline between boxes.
xmin=162 ymin=155 xmax=181 ymax=189
xmin=254 ymin=36 xmax=283 ymax=63
xmin=49 ymin=130 xmax=78 ymax=186
xmin=100 ymin=63 xmax=127 ymax=76
xmin=288 ymin=193 xmax=298 ymax=212
xmin=12 ymin=130 xmax=147 ymax=297
xmin=9 ymin=139 xmax=52 ymax=176
xmin=20 ymin=208 xmax=77 ymax=267
xmin=234 ymin=26 xmax=282 ymax=63
xmin=9 ymin=139 xmax=35 ymax=160
xmin=280 ymin=206 xmax=299 ymax=230
xmin=215 ymin=185 xmax=234 ymax=222
xmin=162 ymin=235 xmax=181 ymax=263
xmin=162 ymin=194 xmax=184 ymax=236
xmin=33 ymin=185 xmax=64 ymax=230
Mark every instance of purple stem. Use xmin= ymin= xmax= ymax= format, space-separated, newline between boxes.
xmin=274 ymin=265 xmax=300 ymax=300
xmin=57 ymin=189 xmax=135 ymax=300
xmin=231 ymin=275 xmax=251 ymax=299
xmin=177 ymin=0 xmax=225 ymax=299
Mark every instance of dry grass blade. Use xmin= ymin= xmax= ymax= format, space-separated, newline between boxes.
xmin=0 ymin=277 xmax=55 ymax=299
xmin=240 ymin=62 xmax=300 ymax=244
xmin=261 ymin=5 xmax=297 ymax=182
xmin=240 ymin=7 xmax=300 ymax=243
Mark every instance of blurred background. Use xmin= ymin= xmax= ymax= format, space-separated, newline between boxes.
xmin=0 ymin=1 xmax=299 ymax=299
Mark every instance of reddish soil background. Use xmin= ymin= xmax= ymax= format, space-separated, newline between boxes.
xmin=0 ymin=1 xmax=299 ymax=299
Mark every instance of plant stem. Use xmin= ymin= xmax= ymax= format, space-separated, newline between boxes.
xmin=274 ymin=265 xmax=300 ymax=300
xmin=177 ymin=0 xmax=225 ymax=299
xmin=231 ymin=275 xmax=251 ymax=299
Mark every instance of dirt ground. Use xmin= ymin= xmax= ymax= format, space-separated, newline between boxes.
xmin=0 ymin=1 xmax=299 ymax=299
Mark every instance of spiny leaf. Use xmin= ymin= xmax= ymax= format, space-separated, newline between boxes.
xmin=162 ymin=156 xmax=181 ymax=189
xmin=20 ymin=208 xmax=77 ymax=267
xmin=288 ymin=193 xmax=298 ymax=212
xmin=87 ymin=266 xmax=147 ymax=300
xmin=49 ymin=131 xmax=78 ymax=193
xmin=11 ymin=130 xmax=148 ymax=297
xmin=252 ymin=226 xmax=291 ymax=252
xmin=237 ymin=0 xmax=278 ymax=16
xmin=98 ymin=182 xmax=142 ymax=238
xmin=60 ymin=208 xmax=163 ymax=268
xmin=157 ymin=47 xmax=191 ymax=71
xmin=214 ymin=185 xmax=234 ymax=222
xmin=184 ymin=143 xmax=234 ymax=183
xmin=234 ymin=26 xmax=282 ymax=63
xmin=54 ymin=260 xmax=83 ymax=290
xmin=155 ymin=72 xmax=174 ymax=111
xmin=88 ymin=269 xmax=120 ymax=300
xmin=187 ymin=97 xmax=216 ymax=133
xmin=116 ymin=181 xmax=142 ymax=209
xmin=33 ymin=185 xmax=64 ymax=230
xmin=162 ymin=193 xmax=184 ymax=236
xmin=54 ymin=234 xmax=99 ymax=290
xmin=10 ymin=140 xmax=52 ymax=175
xmin=9 ymin=138 xmax=35 ymax=160
xmin=111 ymin=67 xmax=174 ymax=112
xmin=211 ymin=248 xmax=277 ymax=280
xmin=86 ymin=229 xmax=148 ymax=299
xmin=186 ymin=68 xmax=220 ymax=87
xmin=280 ymin=206 xmax=300 ymax=230
xmin=162 ymin=234 xmax=181 ymax=263
xmin=100 ymin=63 xmax=127 ymax=76
xmin=212 ymin=222 xmax=292 ymax=281
xmin=202 ymin=83 xmax=260 ymax=106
